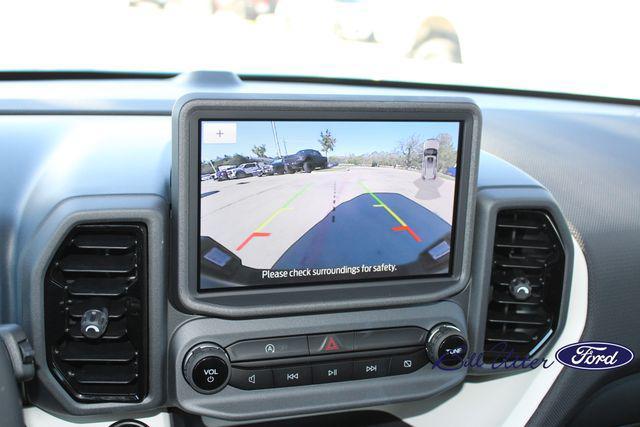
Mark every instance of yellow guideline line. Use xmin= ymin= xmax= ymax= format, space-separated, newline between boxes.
xmin=255 ymin=184 xmax=311 ymax=231
xmin=359 ymin=181 xmax=407 ymax=227
xmin=256 ymin=207 xmax=292 ymax=231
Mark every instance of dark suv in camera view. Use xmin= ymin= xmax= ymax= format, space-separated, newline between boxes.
xmin=282 ymin=149 xmax=328 ymax=173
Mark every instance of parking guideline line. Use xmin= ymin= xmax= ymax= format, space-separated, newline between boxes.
xmin=256 ymin=207 xmax=292 ymax=232
xmin=237 ymin=183 xmax=312 ymax=250
xmin=358 ymin=181 xmax=407 ymax=227
xmin=358 ymin=180 xmax=421 ymax=242
xmin=282 ymin=183 xmax=312 ymax=208
xmin=236 ymin=232 xmax=271 ymax=251
xmin=256 ymin=183 xmax=312 ymax=230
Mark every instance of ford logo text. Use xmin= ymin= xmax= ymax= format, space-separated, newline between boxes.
xmin=555 ymin=342 xmax=634 ymax=370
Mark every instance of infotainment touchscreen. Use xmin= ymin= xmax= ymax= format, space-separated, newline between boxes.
xmin=199 ymin=120 xmax=462 ymax=290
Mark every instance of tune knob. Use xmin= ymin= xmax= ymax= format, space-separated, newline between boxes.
xmin=426 ymin=323 xmax=468 ymax=367
xmin=80 ymin=308 xmax=109 ymax=339
xmin=182 ymin=343 xmax=231 ymax=394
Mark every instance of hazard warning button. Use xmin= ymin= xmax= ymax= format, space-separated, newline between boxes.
xmin=308 ymin=332 xmax=354 ymax=354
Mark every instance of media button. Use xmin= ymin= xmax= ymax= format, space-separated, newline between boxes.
xmin=273 ymin=365 xmax=312 ymax=387
xmin=312 ymin=360 xmax=353 ymax=384
xmin=353 ymin=358 xmax=390 ymax=379
xmin=226 ymin=336 xmax=309 ymax=362
xmin=390 ymin=350 xmax=428 ymax=375
xmin=229 ymin=367 xmax=273 ymax=390
xmin=308 ymin=332 xmax=354 ymax=354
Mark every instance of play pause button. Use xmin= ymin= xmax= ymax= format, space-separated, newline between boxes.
xmin=353 ymin=358 xmax=390 ymax=379
xmin=312 ymin=361 xmax=353 ymax=383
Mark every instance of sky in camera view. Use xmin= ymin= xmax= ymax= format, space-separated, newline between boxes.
xmin=201 ymin=121 xmax=460 ymax=161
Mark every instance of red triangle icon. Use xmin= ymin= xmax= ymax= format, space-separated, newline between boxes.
xmin=323 ymin=336 xmax=340 ymax=351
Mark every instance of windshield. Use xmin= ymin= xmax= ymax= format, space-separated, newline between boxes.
xmin=3 ymin=0 xmax=638 ymax=99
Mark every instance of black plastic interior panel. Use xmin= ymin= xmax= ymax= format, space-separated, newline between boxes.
xmin=237 ymin=410 xmax=412 ymax=427
xmin=44 ymin=223 xmax=148 ymax=402
xmin=483 ymin=210 xmax=565 ymax=362
xmin=171 ymin=409 xmax=412 ymax=427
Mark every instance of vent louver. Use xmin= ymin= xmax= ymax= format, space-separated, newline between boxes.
xmin=44 ymin=224 xmax=147 ymax=402
xmin=483 ymin=210 xmax=565 ymax=362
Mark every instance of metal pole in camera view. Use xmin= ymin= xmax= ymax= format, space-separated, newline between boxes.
xmin=271 ymin=121 xmax=283 ymax=158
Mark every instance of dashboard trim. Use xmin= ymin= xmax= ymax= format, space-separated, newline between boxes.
xmin=19 ymin=195 xmax=168 ymax=416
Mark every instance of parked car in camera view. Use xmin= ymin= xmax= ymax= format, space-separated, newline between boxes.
xmin=259 ymin=162 xmax=275 ymax=175
xmin=282 ymin=149 xmax=328 ymax=173
xmin=228 ymin=162 xmax=263 ymax=179
xmin=214 ymin=164 xmax=237 ymax=181
xmin=270 ymin=158 xmax=286 ymax=175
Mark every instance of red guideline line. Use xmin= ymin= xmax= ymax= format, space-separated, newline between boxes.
xmin=236 ymin=232 xmax=271 ymax=251
xmin=392 ymin=226 xmax=422 ymax=242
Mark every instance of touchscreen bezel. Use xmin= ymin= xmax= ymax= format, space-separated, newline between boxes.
xmin=172 ymin=95 xmax=481 ymax=317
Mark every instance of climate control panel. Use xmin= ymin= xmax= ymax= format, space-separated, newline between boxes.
xmin=182 ymin=325 xmax=467 ymax=394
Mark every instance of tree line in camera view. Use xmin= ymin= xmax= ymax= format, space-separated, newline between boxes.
xmin=201 ymin=131 xmax=455 ymax=174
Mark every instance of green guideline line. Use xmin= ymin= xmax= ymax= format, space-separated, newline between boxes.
xmin=255 ymin=183 xmax=311 ymax=231
xmin=358 ymin=180 xmax=408 ymax=227
xmin=282 ymin=183 xmax=312 ymax=208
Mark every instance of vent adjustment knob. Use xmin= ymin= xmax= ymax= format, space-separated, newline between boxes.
xmin=509 ymin=277 xmax=532 ymax=301
xmin=183 ymin=343 xmax=230 ymax=394
xmin=80 ymin=308 xmax=109 ymax=339
xmin=426 ymin=323 xmax=468 ymax=367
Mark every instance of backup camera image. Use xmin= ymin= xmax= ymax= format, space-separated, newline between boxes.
xmin=199 ymin=120 xmax=461 ymax=289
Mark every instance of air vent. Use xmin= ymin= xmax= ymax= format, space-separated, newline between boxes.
xmin=483 ymin=210 xmax=565 ymax=363
xmin=44 ymin=224 xmax=147 ymax=402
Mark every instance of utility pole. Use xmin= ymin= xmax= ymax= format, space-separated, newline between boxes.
xmin=271 ymin=121 xmax=282 ymax=158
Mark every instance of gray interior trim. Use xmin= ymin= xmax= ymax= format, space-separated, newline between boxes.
xmin=168 ymin=302 xmax=467 ymax=420
xmin=0 ymin=341 xmax=23 ymax=427
xmin=19 ymin=195 xmax=168 ymax=416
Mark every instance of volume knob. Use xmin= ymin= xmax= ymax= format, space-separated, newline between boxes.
xmin=426 ymin=323 xmax=468 ymax=367
xmin=182 ymin=343 xmax=231 ymax=394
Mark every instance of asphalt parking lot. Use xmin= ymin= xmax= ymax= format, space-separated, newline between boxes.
xmin=201 ymin=166 xmax=455 ymax=269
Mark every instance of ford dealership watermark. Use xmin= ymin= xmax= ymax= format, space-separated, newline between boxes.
xmin=555 ymin=342 xmax=634 ymax=370
xmin=432 ymin=341 xmax=634 ymax=371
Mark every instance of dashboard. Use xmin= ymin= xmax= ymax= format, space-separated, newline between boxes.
xmin=0 ymin=71 xmax=638 ymax=427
